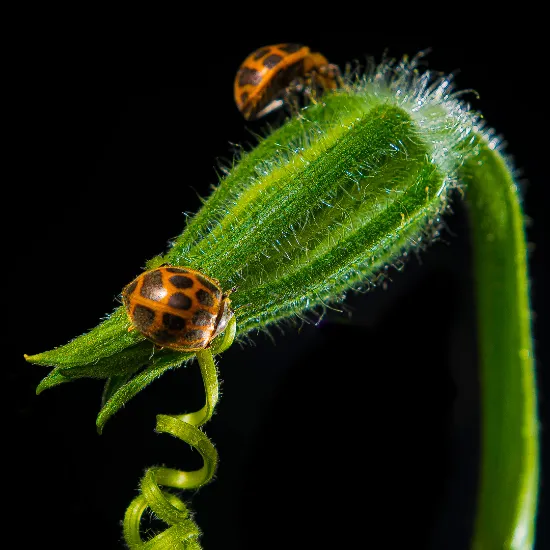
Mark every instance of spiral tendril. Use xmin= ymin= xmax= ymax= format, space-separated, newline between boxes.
xmin=123 ymin=318 xmax=236 ymax=549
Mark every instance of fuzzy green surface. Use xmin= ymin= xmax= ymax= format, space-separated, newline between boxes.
xmin=27 ymin=60 xmax=474 ymax=396
xmin=24 ymin=56 xmax=539 ymax=549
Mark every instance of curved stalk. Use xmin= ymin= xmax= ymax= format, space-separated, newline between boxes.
xmin=462 ymin=137 xmax=538 ymax=549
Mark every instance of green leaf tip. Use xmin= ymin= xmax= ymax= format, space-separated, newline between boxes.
xmin=35 ymin=368 xmax=71 ymax=394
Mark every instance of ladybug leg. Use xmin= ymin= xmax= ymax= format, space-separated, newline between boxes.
xmin=281 ymin=77 xmax=306 ymax=114
xmin=302 ymin=74 xmax=322 ymax=104
xmin=307 ymin=64 xmax=344 ymax=102
xmin=318 ymin=63 xmax=344 ymax=88
xmin=256 ymin=79 xmax=306 ymax=119
xmin=286 ymin=77 xmax=305 ymax=95
xmin=333 ymin=64 xmax=345 ymax=89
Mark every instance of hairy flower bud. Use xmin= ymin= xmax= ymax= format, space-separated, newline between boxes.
xmin=27 ymin=56 xmax=482 ymax=427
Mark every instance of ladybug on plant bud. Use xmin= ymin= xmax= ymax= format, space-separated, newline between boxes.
xmin=234 ymin=43 xmax=341 ymax=120
xmin=122 ymin=266 xmax=234 ymax=352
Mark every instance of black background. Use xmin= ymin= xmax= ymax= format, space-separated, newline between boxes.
xmin=10 ymin=25 xmax=548 ymax=549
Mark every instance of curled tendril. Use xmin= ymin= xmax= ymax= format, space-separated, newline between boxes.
xmin=123 ymin=318 xmax=236 ymax=549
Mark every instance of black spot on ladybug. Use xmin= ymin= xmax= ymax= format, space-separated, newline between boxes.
xmin=196 ymin=275 xmax=222 ymax=299
xmin=163 ymin=312 xmax=187 ymax=331
xmin=125 ymin=280 xmax=138 ymax=297
xmin=154 ymin=329 xmax=178 ymax=344
xmin=169 ymin=275 xmax=194 ymax=289
xmin=240 ymin=91 xmax=249 ymax=105
xmin=183 ymin=329 xmax=205 ymax=342
xmin=166 ymin=267 xmax=189 ymax=274
xmin=133 ymin=304 xmax=156 ymax=329
xmin=238 ymin=67 xmax=262 ymax=87
xmin=279 ymin=44 xmax=303 ymax=54
xmin=141 ymin=270 xmax=166 ymax=301
xmin=169 ymin=292 xmax=192 ymax=310
xmin=193 ymin=309 xmax=214 ymax=326
xmin=196 ymin=289 xmax=214 ymax=307
xmin=253 ymin=47 xmax=271 ymax=60
xmin=263 ymin=54 xmax=283 ymax=69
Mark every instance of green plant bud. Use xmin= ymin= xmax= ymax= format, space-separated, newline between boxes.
xmin=24 ymin=54 xmax=539 ymax=549
xmin=26 ymin=56 xmax=482 ymax=427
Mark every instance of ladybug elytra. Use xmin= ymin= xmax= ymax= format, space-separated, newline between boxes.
xmin=234 ymin=43 xmax=341 ymax=120
xmin=122 ymin=266 xmax=234 ymax=352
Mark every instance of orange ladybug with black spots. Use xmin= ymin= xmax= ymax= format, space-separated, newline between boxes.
xmin=234 ymin=43 xmax=341 ymax=120
xmin=122 ymin=266 xmax=234 ymax=352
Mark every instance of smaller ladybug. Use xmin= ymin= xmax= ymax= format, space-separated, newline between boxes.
xmin=234 ymin=43 xmax=341 ymax=121
xmin=122 ymin=266 xmax=234 ymax=352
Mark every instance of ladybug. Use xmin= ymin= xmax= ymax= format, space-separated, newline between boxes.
xmin=122 ymin=266 xmax=234 ymax=352
xmin=234 ymin=43 xmax=341 ymax=120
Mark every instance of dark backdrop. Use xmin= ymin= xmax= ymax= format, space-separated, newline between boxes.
xmin=10 ymin=28 xmax=547 ymax=549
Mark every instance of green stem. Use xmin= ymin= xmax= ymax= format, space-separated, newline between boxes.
xmin=463 ymin=137 xmax=538 ymax=549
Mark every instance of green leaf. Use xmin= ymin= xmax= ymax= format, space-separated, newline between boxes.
xmin=25 ymin=308 xmax=143 ymax=368
xmin=96 ymin=351 xmax=193 ymax=434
